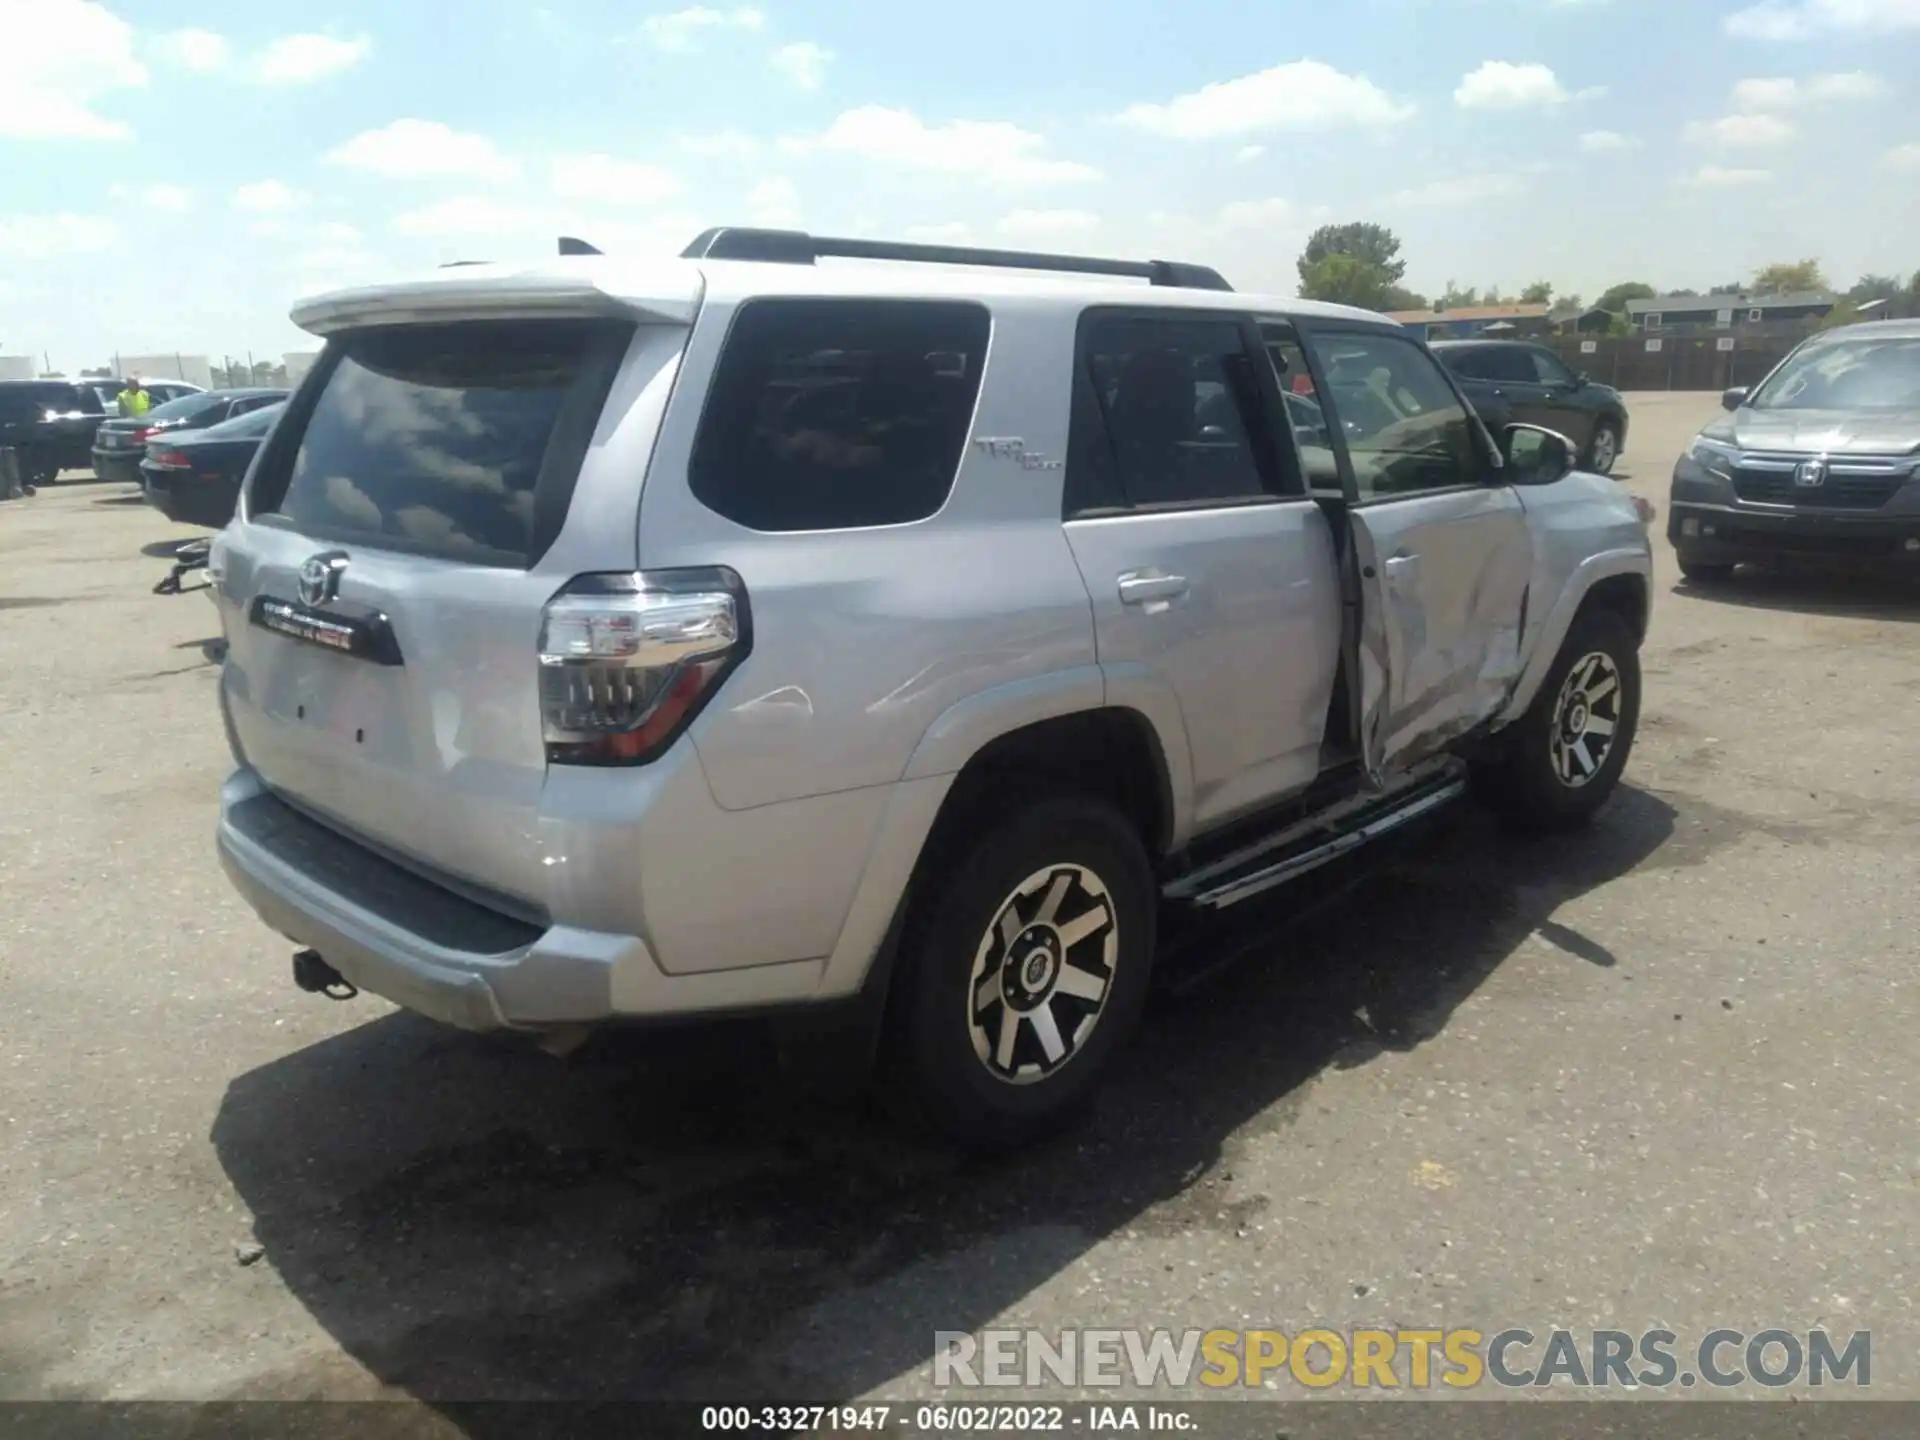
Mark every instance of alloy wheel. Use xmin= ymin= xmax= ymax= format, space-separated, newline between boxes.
xmin=1549 ymin=650 xmax=1623 ymax=788
xmin=966 ymin=863 xmax=1118 ymax=1085
xmin=1591 ymin=427 xmax=1618 ymax=473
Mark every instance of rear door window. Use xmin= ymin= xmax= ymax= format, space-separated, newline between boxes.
xmin=248 ymin=320 xmax=632 ymax=566
xmin=689 ymin=298 xmax=990 ymax=532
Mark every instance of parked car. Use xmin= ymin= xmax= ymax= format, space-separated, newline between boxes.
xmin=1668 ymin=319 xmax=1920 ymax=580
xmin=207 ymin=228 xmax=1651 ymax=1148
xmin=0 ymin=379 xmax=108 ymax=486
xmin=140 ymin=401 xmax=285 ymax=528
xmin=92 ymin=388 xmax=287 ymax=488
xmin=1431 ymin=339 xmax=1631 ymax=475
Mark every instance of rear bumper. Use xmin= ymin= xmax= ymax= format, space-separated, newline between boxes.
xmin=1667 ymin=501 xmax=1920 ymax=562
xmin=92 ymin=449 xmax=143 ymax=486
xmin=142 ymin=465 xmax=236 ymax=528
xmin=215 ymin=768 xmax=832 ymax=1031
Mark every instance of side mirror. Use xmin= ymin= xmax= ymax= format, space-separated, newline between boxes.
xmin=1572 ymin=372 xmax=1590 ymax=389
xmin=1500 ymin=423 xmax=1575 ymax=485
xmin=1721 ymin=386 xmax=1748 ymax=412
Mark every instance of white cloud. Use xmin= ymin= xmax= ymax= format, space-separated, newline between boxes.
xmin=1454 ymin=61 xmax=1568 ymax=110
xmin=4 ymin=0 xmax=146 ymax=140
xmin=638 ymin=6 xmax=765 ymax=51
xmin=152 ymin=28 xmax=231 ymax=72
xmin=1808 ymin=69 xmax=1887 ymax=100
xmin=394 ymin=196 xmax=551 ymax=238
xmin=1235 ymin=144 xmax=1265 ymax=162
xmin=1116 ymin=60 xmax=1413 ymax=138
xmin=315 ymin=221 xmax=363 ymax=243
xmin=550 ymin=155 xmax=683 ymax=205
xmin=1726 ymin=0 xmax=1920 ymax=38
xmin=679 ymin=129 xmax=762 ymax=157
xmin=232 ymin=180 xmax=307 ymax=212
xmin=1684 ymin=112 xmax=1796 ymax=147
xmin=325 ymin=119 xmax=520 ymax=181
xmin=772 ymin=41 xmax=832 ymax=91
xmin=904 ymin=222 xmax=975 ymax=243
xmin=1882 ymin=141 xmax=1920 ymax=170
xmin=256 ymin=33 xmax=370 ymax=85
xmin=1383 ymin=173 xmax=1524 ymax=208
xmin=1579 ymin=129 xmax=1638 ymax=151
xmin=1215 ymin=197 xmax=1299 ymax=230
xmin=1733 ymin=71 xmax=1885 ymax=107
xmin=1679 ymin=165 xmax=1775 ymax=187
xmin=995 ymin=209 xmax=1101 ymax=241
xmin=139 ymin=183 xmax=193 ymax=214
xmin=747 ymin=177 xmax=802 ymax=226
xmin=0 ymin=212 xmax=117 ymax=259
xmin=788 ymin=106 xmax=1101 ymax=185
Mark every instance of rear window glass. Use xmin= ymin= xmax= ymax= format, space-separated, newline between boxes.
xmin=0 ymin=383 xmax=98 ymax=418
xmin=146 ymin=393 xmax=226 ymax=424
xmin=689 ymin=298 xmax=990 ymax=532
xmin=255 ymin=320 xmax=626 ymax=565
xmin=203 ymin=402 xmax=285 ymax=439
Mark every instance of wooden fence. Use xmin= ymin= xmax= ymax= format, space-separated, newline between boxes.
xmin=1538 ymin=335 xmax=1800 ymax=392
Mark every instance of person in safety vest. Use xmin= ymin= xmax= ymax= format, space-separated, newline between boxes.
xmin=118 ymin=378 xmax=151 ymax=418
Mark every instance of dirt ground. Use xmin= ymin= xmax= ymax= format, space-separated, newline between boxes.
xmin=2 ymin=392 xmax=1917 ymax=1411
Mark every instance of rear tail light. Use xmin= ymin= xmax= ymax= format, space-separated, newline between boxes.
xmin=149 ymin=450 xmax=190 ymax=469
xmin=133 ymin=427 xmax=156 ymax=444
xmin=537 ymin=568 xmax=748 ymax=766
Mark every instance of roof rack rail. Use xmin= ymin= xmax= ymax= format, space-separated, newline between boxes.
xmin=679 ymin=226 xmax=1232 ymax=292
xmin=558 ymin=236 xmax=602 ymax=256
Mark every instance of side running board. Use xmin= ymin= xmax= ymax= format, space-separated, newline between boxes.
xmin=1164 ymin=759 xmax=1468 ymax=911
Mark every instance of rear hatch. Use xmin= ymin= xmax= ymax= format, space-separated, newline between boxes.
xmin=216 ymin=269 xmax=698 ymax=910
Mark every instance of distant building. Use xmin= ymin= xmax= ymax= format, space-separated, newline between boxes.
xmin=1625 ymin=291 xmax=1836 ymax=337
xmin=284 ymin=351 xmax=320 ymax=386
xmin=1383 ymin=303 xmax=1556 ymax=340
xmin=115 ymin=353 xmax=215 ymax=390
xmin=0 ymin=355 xmax=37 ymax=382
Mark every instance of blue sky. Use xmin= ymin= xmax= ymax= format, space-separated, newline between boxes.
xmin=6 ymin=0 xmax=1919 ymax=371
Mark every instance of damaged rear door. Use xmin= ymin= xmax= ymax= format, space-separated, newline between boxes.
xmin=1297 ymin=322 xmax=1533 ymax=783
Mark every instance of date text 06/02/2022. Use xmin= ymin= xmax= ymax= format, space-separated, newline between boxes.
xmin=700 ymin=1404 xmax=1193 ymax=1433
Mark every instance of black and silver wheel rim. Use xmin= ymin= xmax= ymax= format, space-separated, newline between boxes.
xmin=1550 ymin=650 xmax=1623 ymax=788
xmin=966 ymin=864 xmax=1118 ymax=1086
xmin=1591 ymin=428 xmax=1618 ymax=472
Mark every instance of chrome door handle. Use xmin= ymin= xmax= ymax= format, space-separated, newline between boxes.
xmin=1118 ymin=572 xmax=1189 ymax=604
xmin=1383 ymin=555 xmax=1420 ymax=590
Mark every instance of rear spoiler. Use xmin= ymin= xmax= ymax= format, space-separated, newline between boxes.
xmin=289 ymin=268 xmax=700 ymax=337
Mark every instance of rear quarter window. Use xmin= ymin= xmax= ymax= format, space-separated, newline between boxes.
xmin=247 ymin=320 xmax=632 ymax=567
xmin=688 ymin=298 xmax=991 ymax=532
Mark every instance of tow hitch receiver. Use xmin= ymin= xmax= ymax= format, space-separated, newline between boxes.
xmin=292 ymin=949 xmax=358 ymax=1001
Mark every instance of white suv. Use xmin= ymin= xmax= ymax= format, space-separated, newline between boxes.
xmin=208 ymin=227 xmax=1653 ymax=1147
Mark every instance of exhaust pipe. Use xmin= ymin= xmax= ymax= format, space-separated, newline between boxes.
xmin=292 ymin=949 xmax=358 ymax=1000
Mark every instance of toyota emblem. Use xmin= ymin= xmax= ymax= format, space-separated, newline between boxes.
xmin=1793 ymin=455 xmax=1829 ymax=488
xmin=296 ymin=552 xmax=349 ymax=608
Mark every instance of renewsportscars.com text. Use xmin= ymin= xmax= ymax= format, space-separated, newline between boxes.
xmin=932 ymin=1327 xmax=1871 ymax=1391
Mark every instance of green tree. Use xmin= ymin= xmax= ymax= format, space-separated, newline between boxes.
xmin=1381 ymin=285 xmax=1430 ymax=312
xmin=1753 ymin=258 xmax=1829 ymax=294
xmin=1596 ymin=281 xmax=1657 ymax=314
xmin=1818 ymin=299 xmax=1862 ymax=331
xmin=1438 ymin=282 xmax=1481 ymax=309
xmin=1296 ymin=222 xmax=1407 ymax=289
xmin=1520 ymin=280 xmax=1554 ymax=304
xmin=1848 ymin=274 xmax=1904 ymax=307
xmin=1297 ymin=253 xmax=1398 ymax=310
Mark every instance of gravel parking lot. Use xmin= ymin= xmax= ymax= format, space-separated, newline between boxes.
xmin=3 ymin=391 xmax=1917 ymax=1410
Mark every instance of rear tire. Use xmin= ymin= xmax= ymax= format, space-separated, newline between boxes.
xmin=886 ymin=794 xmax=1156 ymax=1152
xmin=1474 ymin=608 xmax=1641 ymax=833
xmin=1676 ymin=554 xmax=1736 ymax=583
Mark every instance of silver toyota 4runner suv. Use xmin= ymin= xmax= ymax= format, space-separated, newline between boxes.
xmin=208 ymin=227 xmax=1652 ymax=1148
